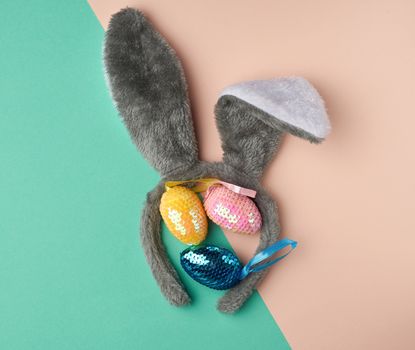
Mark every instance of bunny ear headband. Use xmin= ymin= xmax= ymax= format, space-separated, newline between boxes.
xmin=104 ymin=8 xmax=331 ymax=313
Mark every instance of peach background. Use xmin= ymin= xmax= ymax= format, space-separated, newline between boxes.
xmin=88 ymin=0 xmax=415 ymax=348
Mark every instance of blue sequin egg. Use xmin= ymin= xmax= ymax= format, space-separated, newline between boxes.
xmin=180 ymin=245 xmax=243 ymax=290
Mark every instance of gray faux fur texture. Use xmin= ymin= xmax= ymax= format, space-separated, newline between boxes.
xmin=104 ymin=8 xmax=329 ymax=313
xmin=220 ymin=78 xmax=331 ymax=140
xmin=104 ymin=8 xmax=198 ymax=177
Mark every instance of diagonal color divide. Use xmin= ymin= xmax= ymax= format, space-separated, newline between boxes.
xmin=88 ymin=0 xmax=415 ymax=349
xmin=0 ymin=1 xmax=289 ymax=349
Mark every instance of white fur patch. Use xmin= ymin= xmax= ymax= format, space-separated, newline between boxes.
xmin=220 ymin=77 xmax=331 ymax=139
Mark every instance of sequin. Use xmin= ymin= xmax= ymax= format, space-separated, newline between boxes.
xmin=160 ymin=186 xmax=208 ymax=245
xmin=204 ymin=185 xmax=262 ymax=234
xmin=180 ymin=245 xmax=243 ymax=290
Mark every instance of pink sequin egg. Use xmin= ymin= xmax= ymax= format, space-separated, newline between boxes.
xmin=203 ymin=185 xmax=262 ymax=234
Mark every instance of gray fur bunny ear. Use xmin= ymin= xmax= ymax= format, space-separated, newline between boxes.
xmin=104 ymin=8 xmax=199 ymax=178
xmin=214 ymin=78 xmax=330 ymax=313
xmin=215 ymin=77 xmax=330 ymax=178
xmin=104 ymin=8 xmax=197 ymax=307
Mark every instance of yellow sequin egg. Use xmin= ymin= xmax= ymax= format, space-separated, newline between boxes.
xmin=160 ymin=186 xmax=208 ymax=245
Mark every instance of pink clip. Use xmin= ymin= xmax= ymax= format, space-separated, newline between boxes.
xmin=218 ymin=180 xmax=257 ymax=198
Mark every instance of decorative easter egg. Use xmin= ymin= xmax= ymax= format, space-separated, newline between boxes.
xmin=180 ymin=245 xmax=243 ymax=290
xmin=160 ymin=186 xmax=208 ymax=245
xmin=203 ymin=185 xmax=262 ymax=234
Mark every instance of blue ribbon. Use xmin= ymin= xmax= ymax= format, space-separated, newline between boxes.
xmin=239 ymin=238 xmax=298 ymax=280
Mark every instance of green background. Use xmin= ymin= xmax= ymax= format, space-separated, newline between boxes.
xmin=0 ymin=1 xmax=289 ymax=349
